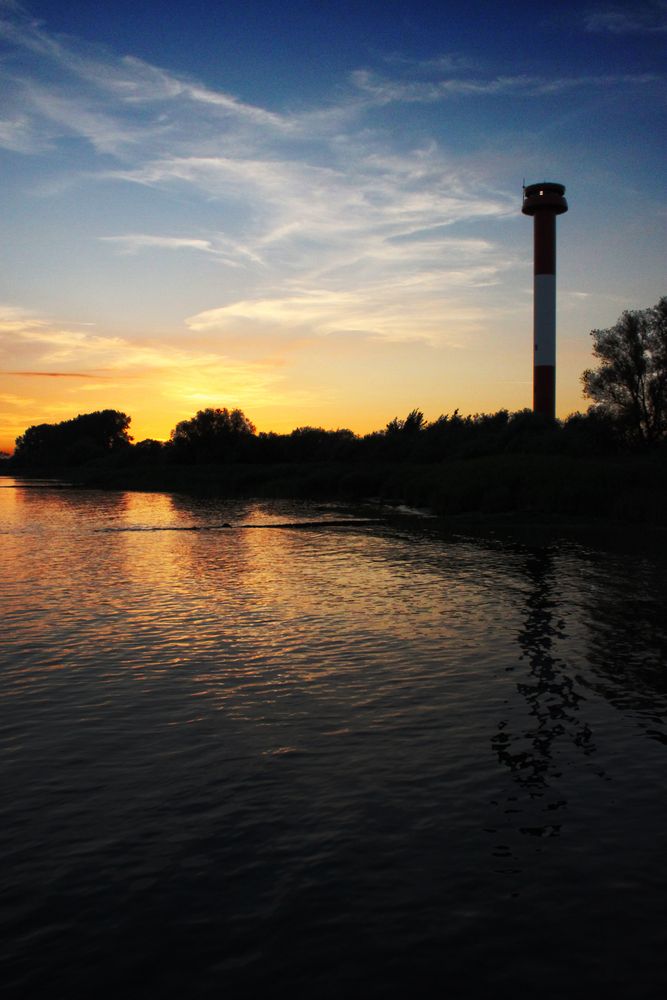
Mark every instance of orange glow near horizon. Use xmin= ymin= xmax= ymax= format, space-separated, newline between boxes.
xmin=1 ymin=3 xmax=664 ymax=459
xmin=0 ymin=381 xmax=587 ymax=454
xmin=0 ymin=288 xmax=594 ymax=456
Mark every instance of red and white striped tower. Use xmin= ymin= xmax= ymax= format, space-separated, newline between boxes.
xmin=522 ymin=182 xmax=568 ymax=419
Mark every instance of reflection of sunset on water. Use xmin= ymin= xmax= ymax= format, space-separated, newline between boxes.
xmin=3 ymin=479 xmax=667 ymax=998
xmin=156 ymin=494 xmax=518 ymax=713
xmin=5 ymin=482 xmax=519 ymax=714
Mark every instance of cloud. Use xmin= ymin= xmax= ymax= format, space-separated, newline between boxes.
xmin=0 ymin=3 xmax=292 ymax=161
xmin=5 ymin=2 xmax=660 ymax=178
xmin=0 ymin=304 xmax=287 ymax=408
xmin=98 ymin=232 xmax=263 ymax=268
xmin=0 ymin=9 xmax=542 ymax=375
xmin=0 ymin=370 xmax=106 ymax=377
xmin=22 ymin=87 xmax=147 ymax=155
xmin=1 ymin=2 xmax=660 ymax=436
xmin=350 ymin=68 xmax=662 ymax=105
xmin=379 ymin=52 xmax=477 ymax=74
xmin=186 ymin=275 xmax=496 ymax=348
xmin=0 ymin=305 xmax=47 ymax=333
xmin=0 ymin=390 xmax=35 ymax=404
xmin=0 ymin=114 xmax=46 ymax=152
xmin=584 ymin=3 xmax=667 ymax=34
xmin=100 ymin=149 xmax=512 ymax=301
xmin=100 ymin=234 xmax=217 ymax=255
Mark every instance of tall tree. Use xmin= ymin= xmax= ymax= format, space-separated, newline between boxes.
xmin=169 ymin=407 xmax=256 ymax=461
xmin=14 ymin=410 xmax=131 ymax=467
xmin=582 ymin=297 xmax=667 ymax=444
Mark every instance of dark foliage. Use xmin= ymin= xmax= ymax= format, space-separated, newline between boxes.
xmin=284 ymin=427 xmax=357 ymax=462
xmin=582 ymin=297 xmax=667 ymax=444
xmin=8 ymin=402 xmax=667 ymax=524
xmin=6 ymin=295 xmax=667 ymax=524
xmin=9 ymin=404 xmax=631 ymax=474
xmin=168 ymin=407 xmax=256 ymax=462
xmin=13 ymin=410 xmax=131 ymax=468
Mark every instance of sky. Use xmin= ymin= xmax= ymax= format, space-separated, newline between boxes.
xmin=1 ymin=0 xmax=665 ymax=451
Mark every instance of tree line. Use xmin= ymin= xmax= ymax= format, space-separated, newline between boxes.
xmin=6 ymin=404 xmax=623 ymax=472
xmin=8 ymin=297 xmax=667 ymax=472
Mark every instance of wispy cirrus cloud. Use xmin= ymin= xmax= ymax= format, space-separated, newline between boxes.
xmin=0 ymin=302 xmax=286 ymax=396
xmin=4 ymin=1 xmax=662 ymax=165
xmin=186 ymin=267 xmax=498 ymax=348
xmin=379 ymin=52 xmax=477 ymax=74
xmin=0 ymin=390 xmax=35 ymax=404
xmin=100 ymin=234 xmax=218 ymax=255
xmin=0 ymin=7 xmax=511 ymax=362
xmin=100 ymin=149 xmax=512 ymax=303
xmin=1 ymin=370 xmax=108 ymax=378
xmin=0 ymin=1 xmax=664 ymax=444
xmin=350 ymin=68 xmax=662 ymax=104
xmin=0 ymin=114 xmax=46 ymax=152
xmin=0 ymin=2 xmax=294 ymax=157
xmin=583 ymin=3 xmax=667 ymax=34
xmin=1 ymin=3 xmax=648 ymax=326
xmin=99 ymin=232 xmax=265 ymax=268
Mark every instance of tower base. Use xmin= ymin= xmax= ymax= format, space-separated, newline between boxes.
xmin=533 ymin=365 xmax=555 ymax=419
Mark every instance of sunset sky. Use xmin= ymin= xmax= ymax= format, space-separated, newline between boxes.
xmin=1 ymin=0 xmax=665 ymax=452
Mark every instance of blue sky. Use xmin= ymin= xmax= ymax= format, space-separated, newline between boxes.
xmin=1 ymin=0 xmax=665 ymax=448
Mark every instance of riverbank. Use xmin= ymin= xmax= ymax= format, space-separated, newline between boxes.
xmin=5 ymin=449 xmax=667 ymax=526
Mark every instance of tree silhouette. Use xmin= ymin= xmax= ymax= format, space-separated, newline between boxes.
xmin=385 ymin=409 xmax=425 ymax=435
xmin=169 ymin=407 xmax=256 ymax=462
xmin=13 ymin=410 xmax=131 ymax=467
xmin=582 ymin=297 xmax=667 ymax=444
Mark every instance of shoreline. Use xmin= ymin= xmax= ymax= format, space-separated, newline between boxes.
xmin=4 ymin=450 xmax=667 ymax=537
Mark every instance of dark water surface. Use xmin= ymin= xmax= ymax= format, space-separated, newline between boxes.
xmin=2 ymin=478 xmax=667 ymax=997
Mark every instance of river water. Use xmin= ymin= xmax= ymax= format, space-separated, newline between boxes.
xmin=1 ymin=477 xmax=667 ymax=997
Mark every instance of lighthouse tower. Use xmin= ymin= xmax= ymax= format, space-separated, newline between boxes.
xmin=522 ymin=182 xmax=568 ymax=419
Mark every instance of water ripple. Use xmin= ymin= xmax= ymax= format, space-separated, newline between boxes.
xmin=2 ymin=480 xmax=667 ymax=996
